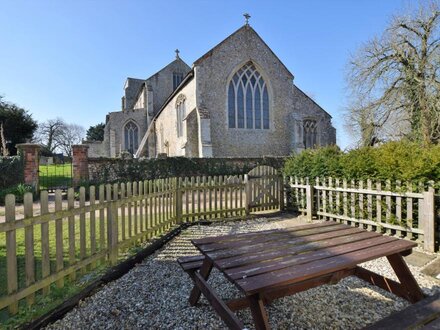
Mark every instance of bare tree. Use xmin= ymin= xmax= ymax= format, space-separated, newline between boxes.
xmin=346 ymin=1 xmax=440 ymax=146
xmin=57 ymin=123 xmax=85 ymax=157
xmin=36 ymin=118 xmax=85 ymax=156
xmin=35 ymin=118 xmax=66 ymax=152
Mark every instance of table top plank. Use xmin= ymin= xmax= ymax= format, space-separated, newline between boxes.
xmin=192 ymin=221 xmax=341 ymax=245
xmin=236 ymin=238 xmax=416 ymax=294
xmin=197 ymin=224 xmax=350 ymax=253
xmin=225 ymin=234 xmax=397 ymax=281
xmin=211 ymin=228 xmax=370 ymax=268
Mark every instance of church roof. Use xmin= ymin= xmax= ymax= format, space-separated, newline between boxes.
xmin=293 ymin=84 xmax=332 ymax=119
xmin=131 ymin=57 xmax=191 ymax=109
xmin=193 ymin=25 xmax=294 ymax=79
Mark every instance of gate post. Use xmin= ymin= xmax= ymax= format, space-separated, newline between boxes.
xmin=305 ymin=178 xmax=314 ymax=222
xmin=72 ymin=145 xmax=89 ymax=187
xmin=244 ymin=174 xmax=251 ymax=215
xmin=16 ymin=143 xmax=41 ymax=191
xmin=422 ymin=187 xmax=435 ymax=252
xmin=175 ymin=177 xmax=183 ymax=223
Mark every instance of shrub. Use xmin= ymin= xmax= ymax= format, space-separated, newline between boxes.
xmin=284 ymin=146 xmax=343 ymax=179
xmin=0 ymin=156 xmax=23 ymax=189
xmin=0 ymin=184 xmax=34 ymax=205
xmin=284 ymin=141 xmax=440 ymax=184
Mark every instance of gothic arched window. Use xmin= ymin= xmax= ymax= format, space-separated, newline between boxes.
xmin=228 ymin=62 xmax=269 ymax=129
xmin=303 ymin=119 xmax=318 ymax=149
xmin=124 ymin=121 xmax=139 ymax=154
xmin=176 ymin=95 xmax=186 ymax=137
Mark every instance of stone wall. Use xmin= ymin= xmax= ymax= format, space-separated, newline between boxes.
xmin=87 ymin=156 xmax=286 ymax=183
xmin=154 ymin=78 xmax=198 ymax=157
xmin=191 ymin=25 xmax=336 ymax=157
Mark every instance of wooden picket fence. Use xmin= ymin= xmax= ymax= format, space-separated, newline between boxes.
xmin=0 ymin=170 xmax=282 ymax=316
xmin=289 ymin=177 xmax=436 ymax=252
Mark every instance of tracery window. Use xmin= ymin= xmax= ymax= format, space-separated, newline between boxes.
xmin=303 ymin=119 xmax=318 ymax=149
xmin=176 ymin=96 xmax=186 ymax=137
xmin=228 ymin=62 xmax=269 ymax=129
xmin=173 ymin=72 xmax=184 ymax=90
xmin=124 ymin=121 xmax=139 ymax=154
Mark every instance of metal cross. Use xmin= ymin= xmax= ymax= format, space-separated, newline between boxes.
xmin=243 ymin=13 xmax=251 ymax=25
xmin=175 ymin=49 xmax=180 ymax=59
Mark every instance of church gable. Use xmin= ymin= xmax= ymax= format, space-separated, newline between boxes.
xmin=88 ymin=21 xmax=336 ymax=159
xmin=194 ymin=25 xmax=294 ymax=81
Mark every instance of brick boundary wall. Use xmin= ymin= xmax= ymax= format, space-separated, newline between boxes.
xmin=16 ymin=143 xmax=40 ymax=190
xmin=72 ymin=145 xmax=89 ymax=186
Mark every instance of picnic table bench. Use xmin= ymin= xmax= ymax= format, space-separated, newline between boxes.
xmin=365 ymin=293 xmax=440 ymax=329
xmin=178 ymin=222 xmax=424 ymax=330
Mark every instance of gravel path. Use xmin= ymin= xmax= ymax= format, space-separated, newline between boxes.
xmin=46 ymin=217 xmax=440 ymax=330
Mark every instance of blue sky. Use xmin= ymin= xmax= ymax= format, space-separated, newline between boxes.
xmin=0 ymin=0 xmax=412 ymax=149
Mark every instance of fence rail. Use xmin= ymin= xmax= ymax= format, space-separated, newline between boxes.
xmin=0 ymin=171 xmax=281 ymax=316
xmin=289 ymin=177 xmax=436 ymax=252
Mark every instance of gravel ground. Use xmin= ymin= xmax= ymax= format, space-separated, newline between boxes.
xmin=46 ymin=217 xmax=440 ymax=330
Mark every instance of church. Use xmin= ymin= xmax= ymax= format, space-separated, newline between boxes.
xmin=85 ymin=19 xmax=336 ymax=158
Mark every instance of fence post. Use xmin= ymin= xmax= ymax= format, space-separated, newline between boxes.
xmin=175 ymin=177 xmax=183 ymax=223
xmin=306 ymin=179 xmax=314 ymax=222
xmin=279 ymin=176 xmax=285 ymax=211
xmin=422 ymin=187 xmax=435 ymax=252
xmin=244 ymin=174 xmax=250 ymax=215
xmin=106 ymin=184 xmax=118 ymax=265
xmin=5 ymin=194 xmax=18 ymax=314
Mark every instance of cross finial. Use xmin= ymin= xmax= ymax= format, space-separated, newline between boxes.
xmin=243 ymin=13 xmax=251 ymax=25
xmin=175 ymin=49 xmax=180 ymax=59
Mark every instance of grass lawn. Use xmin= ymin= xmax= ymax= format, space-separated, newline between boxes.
xmin=0 ymin=213 xmax=156 ymax=327
xmin=39 ymin=164 xmax=72 ymax=190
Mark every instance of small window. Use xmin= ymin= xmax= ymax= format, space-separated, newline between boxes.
xmin=303 ymin=120 xmax=318 ymax=149
xmin=173 ymin=73 xmax=184 ymax=90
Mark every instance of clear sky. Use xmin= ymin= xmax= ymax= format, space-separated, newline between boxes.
xmin=0 ymin=0 xmax=414 ymax=149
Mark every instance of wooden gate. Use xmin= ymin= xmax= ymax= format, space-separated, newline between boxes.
xmin=245 ymin=165 xmax=284 ymax=214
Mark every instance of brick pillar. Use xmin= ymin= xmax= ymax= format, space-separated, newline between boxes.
xmin=72 ymin=145 xmax=89 ymax=186
xmin=16 ymin=143 xmax=41 ymax=190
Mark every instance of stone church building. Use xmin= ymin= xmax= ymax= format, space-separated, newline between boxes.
xmin=86 ymin=22 xmax=336 ymax=158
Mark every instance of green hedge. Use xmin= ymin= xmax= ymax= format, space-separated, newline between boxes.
xmin=88 ymin=157 xmax=286 ymax=184
xmin=284 ymin=141 xmax=440 ymax=183
xmin=0 ymin=156 xmax=23 ymax=189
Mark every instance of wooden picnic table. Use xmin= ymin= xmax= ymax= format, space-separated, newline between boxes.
xmin=179 ymin=222 xmax=425 ymax=330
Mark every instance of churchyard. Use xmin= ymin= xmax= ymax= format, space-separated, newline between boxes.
xmin=1 ymin=149 xmax=440 ymax=328
xmin=1 ymin=0 xmax=440 ymax=328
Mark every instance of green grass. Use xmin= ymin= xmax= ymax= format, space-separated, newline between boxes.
xmin=39 ymin=164 xmax=72 ymax=190
xmin=0 ymin=212 xmax=167 ymax=328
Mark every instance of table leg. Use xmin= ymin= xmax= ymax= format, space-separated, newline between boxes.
xmin=189 ymin=258 xmax=213 ymax=306
xmin=387 ymin=253 xmax=425 ymax=303
xmin=248 ymin=294 xmax=270 ymax=330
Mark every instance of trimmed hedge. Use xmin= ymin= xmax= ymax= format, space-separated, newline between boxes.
xmin=88 ymin=157 xmax=286 ymax=184
xmin=284 ymin=141 xmax=440 ymax=184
